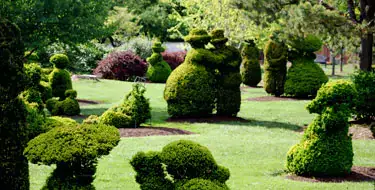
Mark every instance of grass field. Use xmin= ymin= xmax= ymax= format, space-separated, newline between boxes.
xmin=29 ymin=70 xmax=375 ymax=189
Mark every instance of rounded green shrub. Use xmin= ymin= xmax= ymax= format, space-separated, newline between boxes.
xmin=49 ymin=68 xmax=73 ymax=100
xmin=164 ymin=29 xmax=223 ymax=117
xmin=286 ymin=80 xmax=357 ymax=177
xmin=46 ymin=98 xmax=59 ymax=113
xmin=241 ymin=40 xmax=261 ymax=87
xmin=83 ymin=115 xmax=100 ymax=124
xmin=43 ymin=116 xmax=78 ymax=129
xmin=263 ymin=39 xmax=288 ymax=97
xmin=177 ymin=178 xmax=229 ymax=190
xmin=38 ymin=81 xmax=53 ymax=102
xmin=284 ymin=58 xmax=328 ymax=98
xmin=61 ymin=97 xmax=80 ymax=116
xmin=351 ymin=71 xmax=375 ymax=120
xmin=146 ymin=42 xmax=172 ymax=83
xmin=99 ymin=110 xmax=131 ymax=128
xmin=65 ymin=89 xmax=77 ymax=99
xmin=50 ymin=54 xmax=70 ymax=69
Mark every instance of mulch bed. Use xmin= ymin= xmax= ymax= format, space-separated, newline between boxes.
xmin=286 ymin=166 xmax=375 ymax=182
xmin=118 ymin=127 xmax=194 ymax=138
xmin=247 ymin=96 xmax=313 ymax=102
xmin=166 ymin=115 xmax=249 ymax=123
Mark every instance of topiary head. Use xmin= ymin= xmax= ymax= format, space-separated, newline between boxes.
xmin=152 ymin=42 xmax=165 ymax=53
xmin=241 ymin=40 xmax=258 ymax=59
xmin=306 ymin=80 xmax=358 ymax=114
xmin=50 ymin=54 xmax=70 ymax=69
xmin=289 ymin=35 xmax=322 ymax=55
xmin=65 ymin=89 xmax=77 ymax=99
xmin=210 ymin=29 xmax=228 ymax=47
xmin=184 ymin=29 xmax=211 ymax=48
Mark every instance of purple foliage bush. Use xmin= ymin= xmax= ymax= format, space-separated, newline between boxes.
xmin=161 ymin=51 xmax=187 ymax=70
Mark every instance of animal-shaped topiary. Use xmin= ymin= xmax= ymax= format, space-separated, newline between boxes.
xmin=146 ymin=42 xmax=172 ymax=83
xmin=284 ymin=35 xmax=328 ymax=98
xmin=46 ymin=89 xmax=80 ymax=116
xmin=130 ymin=140 xmax=230 ymax=190
xmin=241 ymin=40 xmax=261 ymax=87
xmin=164 ymin=29 xmax=224 ymax=117
xmin=286 ymin=80 xmax=357 ymax=176
xmin=49 ymin=54 xmax=73 ymax=100
xmin=263 ymin=35 xmax=288 ymax=97
xmin=0 ymin=18 xmax=30 ymax=190
xmin=210 ymin=29 xmax=242 ymax=116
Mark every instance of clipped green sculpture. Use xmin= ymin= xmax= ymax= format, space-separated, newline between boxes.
xmin=0 ymin=18 xmax=30 ymax=190
xmin=287 ymin=80 xmax=357 ymax=176
xmin=284 ymin=35 xmax=328 ymax=98
xmin=146 ymin=42 xmax=172 ymax=83
xmin=164 ymin=29 xmax=223 ymax=117
xmin=210 ymin=29 xmax=242 ymax=116
xmin=49 ymin=54 xmax=73 ymax=100
xmin=263 ymin=35 xmax=288 ymax=97
xmin=241 ymin=40 xmax=261 ymax=87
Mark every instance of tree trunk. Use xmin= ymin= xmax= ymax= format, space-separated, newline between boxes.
xmin=360 ymin=33 xmax=373 ymax=71
xmin=330 ymin=50 xmax=335 ymax=76
xmin=340 ymin=47 xmax=344 ymax=72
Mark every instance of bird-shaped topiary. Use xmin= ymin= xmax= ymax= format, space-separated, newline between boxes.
xmin=286 ymin=80 xmax=357 ymax=176
xmin=49 ymin=54 xmax=73 ymax=100
xmin=240 ymin=40 xmax=261 ymax=87
xmin=146 ymin=42 xmax=172 ymax=83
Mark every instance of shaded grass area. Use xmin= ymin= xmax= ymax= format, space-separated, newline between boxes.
xmin=29 ymin=78 xmax=375 ymax=190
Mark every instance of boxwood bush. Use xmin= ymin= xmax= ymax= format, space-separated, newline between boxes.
xmin=146 ymin=42 xmax=172 ymax=83
xmin=351 ymin=71 xmax=375 ymax=120
xmin=46 ymin=90 xmax=80 ymax=116
xmin=241 ymin=40 xmax=261 ymax=87
xmin=49 ymin=54 xmax=73 ymax=100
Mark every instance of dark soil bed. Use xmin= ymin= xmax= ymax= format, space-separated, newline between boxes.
xmin=118 ymin=127 xmax=195 ymax=137
xmin=286 ymin=166 xmax=375 ymax=182
xmin=247 ymin=96 xmax=312 ymax=102
xmin=166 ymin=115 xmax=249 ymax=123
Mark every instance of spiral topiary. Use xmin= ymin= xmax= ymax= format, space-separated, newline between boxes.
xmin=263 ymin=38 xmax=288 ymax=97
xmin=24 ymin=123 xmax=120 ymax=189
xmin=286 ymin=80 xmax=357 ymax=176
xmin=49 ymin=53 xmax=73 ymax=100
xmin=284 ymin=35 xmax=328 ymax=98
xmin=146 ymin=42 xmax=172 ymax=83
xmin=0 ymin=18 xmax=29 ymax=190
xmin=164 ymin=29 xmax=224 ymax=117
xmin=210 ymin=29 xmax=242 ymax=116
xmin=241 ymin=40 xmax=261 ymax=87
xmin=130 ymin=140 xmax=230 ymax=190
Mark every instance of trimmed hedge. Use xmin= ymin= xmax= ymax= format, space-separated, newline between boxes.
xmin=49 ymin=54 xmax=70 ymax=69
xmin=99 ymin=110 xmax=131 ymax=128
xmin=24 ymin=123 xmax=120 ymax=189
xmin=176 ymin=178 xmax=229 ymax=190
xmin=46 ymin=90 xmax=80 ymax=116
xmin=286 ymin=80 xmax=357 ymax=176
xmin=146 ymin=42 xmax=172 ymax=83
xmin=263 ymin=39 xmax=287 ymax=97
xmin=130 ymin=140 xmax=230 ymax=190
xmin=241 ymin=40 xmax=261 ymax=87
xmin=49 ymin=68 xmax=73 ymax=100
xmin=164 ymin=29 xmax=223 ymax=117
xmin=351 ymin=71 xmax=375 ymax=120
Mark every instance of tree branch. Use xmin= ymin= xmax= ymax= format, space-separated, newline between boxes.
xmin=347 ymin=0 xmax=359 ymax=24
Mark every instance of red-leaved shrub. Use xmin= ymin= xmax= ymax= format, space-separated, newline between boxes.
xmin=94 ymin=51 xmax=148 ymax=81
xmin=161 ymin=51 xmax=186 ymax=70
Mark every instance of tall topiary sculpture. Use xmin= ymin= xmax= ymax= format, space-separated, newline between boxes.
xmin=284 ymin=35 xmax=328 ymax=98
xmin=286 ymin=80 xmax=357 ymax=176
xmin=146 ymin=42 xmax=172 ymax=83
xmin=0 ymin=19 xmax=30 ymax=190
xmin=210 ymin=29 xmax=242 ymax=116
xmin=241 ymin=40 xmax=261 ymax=87
xmin=130 ymin=140 xmax=230 ymax=190
xmin=49 ymin=53 xmax=73 ymax=100
xmin=263 ymin=36 xmax=288 ymax=97
xmin=164 ymin=29 xmax=223 ymax=117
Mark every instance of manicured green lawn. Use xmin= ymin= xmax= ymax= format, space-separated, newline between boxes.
xmin=29 ymin=79 xmax=375 ymax=190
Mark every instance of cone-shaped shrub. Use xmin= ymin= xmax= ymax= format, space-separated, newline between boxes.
xmin=285 ymin=35 xmax=328 ymax=97
xmin=241 ymin=40 xmax=261 ymax=87
xmin=130 ymin=140 xmax=230 ymax=190
xmin=286 ymin=80 xmax=357 ymax=176
xmin=146 ymin=42 xmax=172 ymax=83
xmin=263 ymin=38 xmax=288 ymax=97
xmin=24 ymin=123 xmax=120 ymax=189
xmin=0 ymin=19 xmax=29 ymax=190
xmin=164 ymin=29 xmax=223 ymax=117
xmin=49 ymin=54 xmax=73 ymax=100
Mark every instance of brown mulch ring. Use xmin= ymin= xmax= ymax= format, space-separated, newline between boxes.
xmin=247 ymin=96 xmax=313 ymax=102
xmin=118 ymin=127 xmax=195 ymax=138
xmin=297 ymin=125 xmax=374 ymax=140
xmin=166 ymin=115 xmax=249 ymax=123
xmin=286 ymin=166 xmax=375 ymax=182
xmin=77 ymin=99 xmax=103 ymax=106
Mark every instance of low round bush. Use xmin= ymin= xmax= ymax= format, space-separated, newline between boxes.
xmin=99 ymin=110 xmax=131 ymax=128
xmin=146 ymin=42 xmax=172 ymax=83
xmin=49 ymin=54 xmax=70 ymax=69
xmin=61 ymin=97 xmax=80 ymax=116
xmin=161 ymin=51 xmax=187 ymax=70
xmin=43 ymin=116 xmax=77 ymax=129
xmin=49 ymin=68 xmax=72 ymax=100
xmin=83 ymin=115 xmax=99 ymax=124
xmin=46 ymin=98 xmax=58 ymax=113
xmin=177 ymin=178 xmax=229 ymax=190
xmin=65 ymin=89 xmax=77 ymax=99
xmin=351 ymin=71 xmax=375 ymax=120
xmin=284 ymin=58 xmax=328 ymax=98
xmin=93 ymin=50 xmax=148 ymax=81
xmin=241 ymin=41 xmax=261 ymax=87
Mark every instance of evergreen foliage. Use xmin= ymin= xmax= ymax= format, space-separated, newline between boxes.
xmin=0 ymin=18 xmax=29 ymax=190
xmin=286 ymin=80 xmax=357 ymax=176
xmin=263 ymin=38 xmax=287 ymax=97
xmin=49 ymin=54 xmax=73 ymax=100
xmin=176 ymin=178 xmax=229 ymax=190
xmin=47 ymin=90 xmax=80 ymax=116
xmin=351 ymin=71 xmax=375 ymax=120
xmin=146 ymin=42 xmax=172 ymax=83
xmin=130 ymin=140 xmax=230 ymax=190
xmin=164 ymin=29 xmax=223 ymax=117
xmin=241 ymin=40 xmax=261 ymax=87
xmin=210 ymin=29 xmax=242 ymax=116
xmin=24 ymin=123 xmax=120 ymax=189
